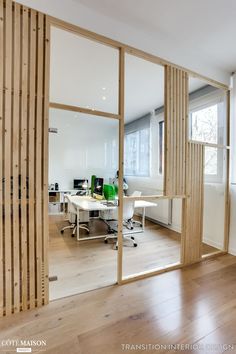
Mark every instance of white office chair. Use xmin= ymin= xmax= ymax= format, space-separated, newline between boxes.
xmin=60 ymin=195 xmax=89 ymax=236
xmin=104 ymin=198 xmax=137 ymax=249
xmin=130 ymin=190 xmax=143 ymax=228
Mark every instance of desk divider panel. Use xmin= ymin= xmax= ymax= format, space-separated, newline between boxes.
xmin=0 ymin=0 xmax=50 ymax=316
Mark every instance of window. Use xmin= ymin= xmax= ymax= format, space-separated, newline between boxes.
xmin=124 ymin=128 xmax=150 ymax=176
xmin=159 ymin=121 xmax=164 ymax=175
xmin=190 ymin=97 xmax=226 ymax=182
xmin=191 ymin=104 xmax=218 ymax=144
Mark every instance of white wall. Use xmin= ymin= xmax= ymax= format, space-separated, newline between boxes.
xmin=49 ymin=109 xmax=119 ymax=190
xmin=203 ymin=184 xmax=226 ymax=249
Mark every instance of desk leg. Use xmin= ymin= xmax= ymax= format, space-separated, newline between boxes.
xmin=142 ymin=207 xmax=146 ymax=231
xmin=77 ymin=207 xmax=80 ymax=241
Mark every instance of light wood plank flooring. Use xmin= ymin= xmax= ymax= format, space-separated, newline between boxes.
xmin=49 ymin=215 xmax=217 ymax=300
xmin=0 ymin=254 xmax=236 ymax=353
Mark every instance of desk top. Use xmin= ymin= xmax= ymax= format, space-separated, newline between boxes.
xmin=134 ymin=200 xmax=157 ymax=208
xmin=67 ymin=195 xmax=157 ymax=211
xmin=67 ymin=195 xmax=117 ymax=211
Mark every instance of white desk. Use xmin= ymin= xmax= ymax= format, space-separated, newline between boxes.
xmin=134 ymin=200 xmax=157 ymax=231
xmin=67 ymin=195 xmax=157 ymax=241
xmin=67 ymin=195 xmax=116 ymax=241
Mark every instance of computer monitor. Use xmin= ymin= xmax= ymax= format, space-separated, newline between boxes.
xmin=73 ymin=179 xmax=88 ymax=190
xmin=93 ymin=178 xmax=104 ymax=199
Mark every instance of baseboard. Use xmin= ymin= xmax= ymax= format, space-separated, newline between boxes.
xmin=136 ymin=213 xmax=181 ymax=234
xmin=168 ymin=223 xmax=181 ymax=233
xmin=203 ymin=236 xmax=223 ymax=250
xmin=228 ymin=247 xmax=236 ymax=256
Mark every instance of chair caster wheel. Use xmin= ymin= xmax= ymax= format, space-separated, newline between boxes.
xmin=104 ymin=239 xmax=108 ymax=244
xmin=133 ymin=243 xmax=138 ymax=247
xmin=60 ymin=230 xmax=64 ymax=234
xmin=140 ymin=224 xmax=143 ymax=228
xmin=115 ymin=245 xmax=118 ymax=250
xmin=131 ymin=236 xmax=134 ymax=240
xmin=71 ymin=234 xmax=75 ymax=237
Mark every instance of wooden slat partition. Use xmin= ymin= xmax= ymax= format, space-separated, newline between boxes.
xmin=182 ymin=142 xmax=204 ymax=264
xmin=164 ymin=66 xmax=188 ymax=196
xmin=0 ymin=0 xmax=4 ymax=316
xmin=0 ymin=0 xmax=49 ymax=316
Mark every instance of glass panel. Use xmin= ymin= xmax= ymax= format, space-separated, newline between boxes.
xmin=124 ymin=128 xmax=150 ymax=177
xmin=122 ymin=198 xmax=182 ymax=277
xmin=202 ymin=147 xmax=227 ymax=255
xmin=189 ymin=77 xmax=227 ymax=146
xmin=50 ymin=27 xmax=119 ymax=114
xmin=48 ymin=109 xmax=119 ymax=299
xmin=124 ymin=53 xmax=165 ymax=196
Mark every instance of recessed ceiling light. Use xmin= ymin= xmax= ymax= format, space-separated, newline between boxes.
xmin=102 ymin=96 xmax=106 ymax=100
xmin=102 ymin=87 xmax=106 ymax=90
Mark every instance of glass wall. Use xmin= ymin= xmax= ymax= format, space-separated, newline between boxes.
xmin=124 ymin=53 xmax=165 ymax=196
xmin=122 ymin=54 xmax=181 ymax=278
xmin=50 ymin=27 xmax=119 ymax=114
xmin=49 ymin=25 xmax=120 ymax=300
xmin=48 ymin=109 xmax=119 ymax=299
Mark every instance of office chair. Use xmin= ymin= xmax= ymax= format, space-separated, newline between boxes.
xmin=130 ymin=190 xmax=143 ymax=228
xmin=60 ymin=195 xmax=89 ymax=236
xmin=104 ymin=198 xmax=137 ymax=250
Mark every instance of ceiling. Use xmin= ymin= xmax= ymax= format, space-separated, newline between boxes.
xmin=50 ymin=27 xmax=206 ymax=123
xmin=72 ymin=0 xmax=236 ymax=75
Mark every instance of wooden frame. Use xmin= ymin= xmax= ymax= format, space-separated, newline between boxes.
xmin=47 ymin=11 xmax=231 ymax=292
xmin=0 ymin=0 xmax=230 ymax=316
xmin=45 ymin=17 xmax=229 ymax=284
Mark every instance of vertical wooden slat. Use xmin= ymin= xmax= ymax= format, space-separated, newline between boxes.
xmin=224 ymin=91 xmax=230 ymax=252
xmin=28 ymin=8 xmax=36 ymax=309
xmin=20 ymin=5 xmax=29 ymax=311
xmin=12 ymin=1 xmax=21 ymax=313
xmin=42 ymin=15 xmax=50 ymax=304
xmin=164 ymin=66 xmax=171 ymax=194
xmin=117 ymin=47 xmax=125 ymax=284
xmin=172 ymin=68 xmax=176 ymax=195
xmin=164 ymin=66 xmax=188 ymax=196
xmin=176 ymin=70 xmax=180 ymax=194
xmin=0 ymin=0 xmax=4 ymax=317
xmin=4 ymin=0 xmax=13 ymax=316
xmin=184 ymin=73 xmax=189 ymax=194
xmin=182 ymin=142 xmax=204 ymax=264
xmin=35 ymin=12 xmax=44 ymax=306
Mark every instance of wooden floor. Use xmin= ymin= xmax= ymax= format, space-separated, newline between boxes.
xmin=0 ymin=254 xmax=236 ymax=353
xmin=49 ymin=215 xmax=217 ymax=300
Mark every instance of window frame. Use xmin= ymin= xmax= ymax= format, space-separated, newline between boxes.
xmin=189 ymin=91 xmax=226 ymax=183
xmin=158 ymin=116 xmax=164 ymax=176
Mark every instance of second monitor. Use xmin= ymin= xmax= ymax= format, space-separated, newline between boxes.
xmin=93 ymin=178 xmax=104 ymax=199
